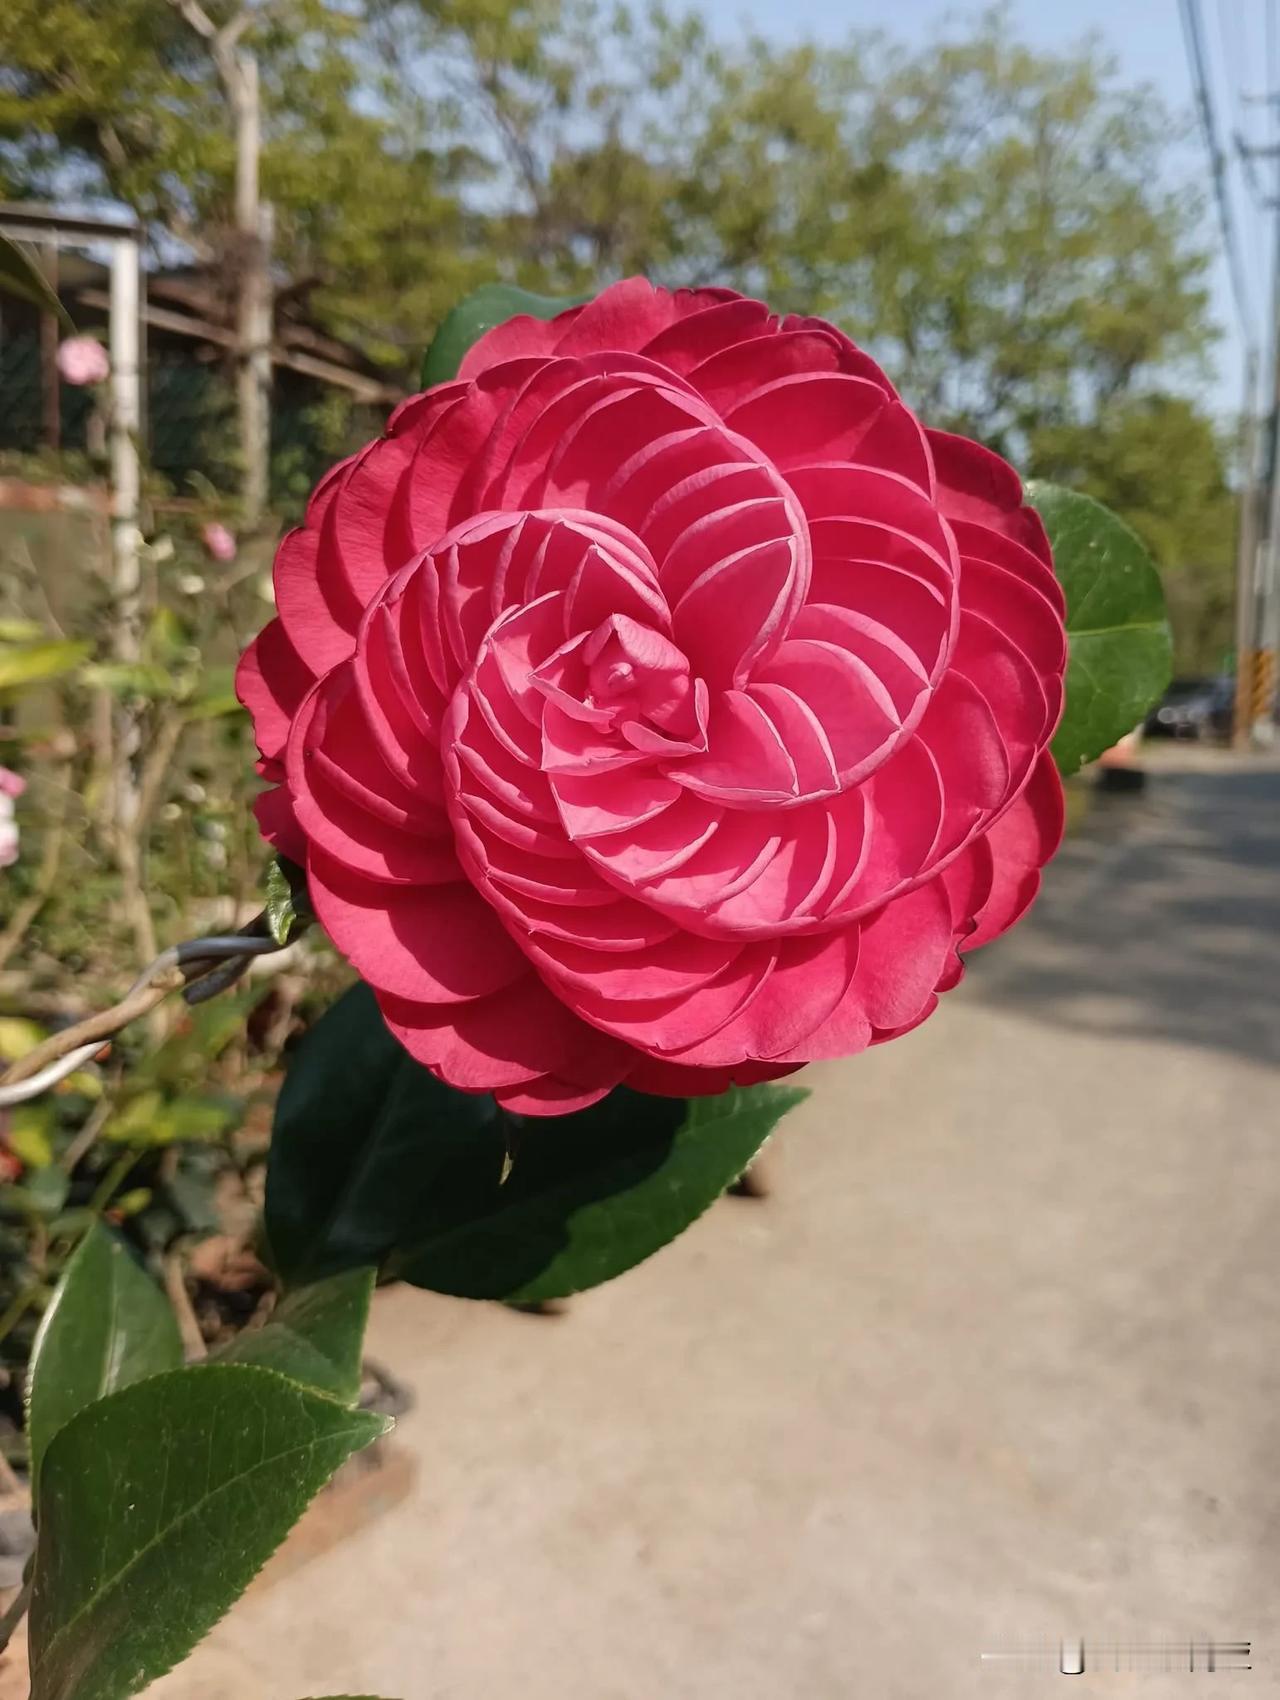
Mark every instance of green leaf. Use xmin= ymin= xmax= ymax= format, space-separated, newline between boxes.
xmin=0 ymin=1015 xmax=48 ymax=1060
xmin=265 ymin=855 xmax=313 ymax=946
xmin=103 ymin=1089 xmax=240 ymax=1145
xmin=0 ymin=234 xmax=72 ymax=326
xmin=0 ymin=1170 xmax=70 ymax=1217
xmin=264 ymin=982 xmax=497 ymax=1285
xmin=25 ymin=1223 xmax=182 ymax=1497
xmin=1027 ymin=481 xmax=1173 ymax=776
xmin=420 ymin=283 xmax=586 ymax=388
xmin=392 ymin=1082 xmax=807 ymax=1303
xmin=78 ymin=661 xmax=177 ymax=699
xmin=266 ymin=983 xmax=805 ymax=1302
xmin=0 ymin=639 xmax=91 ymax=692
xmin=27 ymin=1365 xmax=389 ymax=1700
xmin=184 ymin=689 xmax=243 ymax=721
xmin=8 ymin=1103 xmax=56 ymax=1168
xmin=210 ymin=1267 xmax=374 ymax=1404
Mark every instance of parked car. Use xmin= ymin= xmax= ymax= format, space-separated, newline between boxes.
xmin=1144 ymin=676 xmax=1235 ymax=741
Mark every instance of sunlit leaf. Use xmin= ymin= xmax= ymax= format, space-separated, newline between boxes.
xmin=0 ymin=640 xmax=91 ymax=693
xmin=211 ymin=1267 xmax=374 ymax=1404
xmin=25 ymin=1222 xmax=182 ymax=1496
xmin=264 ymin=855 xmax=312 ymax=946
xmin=1028 ymin=481 xmax=1173 ymax=775
xmin=28 ymin=1366 xmax=389 ymax=1700
xmin=420 ymin=282 xmax=585 ymax=387
xmin=7 ymin=1104 xmax=56 ymax=1168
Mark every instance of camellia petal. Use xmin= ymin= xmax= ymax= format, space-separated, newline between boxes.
xmin=239 ymin=279 xmax=1067 ymax=1111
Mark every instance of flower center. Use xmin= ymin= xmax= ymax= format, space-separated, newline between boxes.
xmin=530 ymin=612 xmax=708 ymax=759
xmin=595 ymin=658 xmax=637 ymax=698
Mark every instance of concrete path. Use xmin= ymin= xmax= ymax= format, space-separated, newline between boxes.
xmin=151 ymin=748 xmax=1280 ymax=1700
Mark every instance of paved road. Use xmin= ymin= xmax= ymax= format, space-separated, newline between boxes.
xmin=151 ymin=748 xmax=1280 ymax=1700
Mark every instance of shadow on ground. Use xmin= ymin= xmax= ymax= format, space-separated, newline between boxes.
xmin=966 ymin=756 xmax=1280 ymax=1071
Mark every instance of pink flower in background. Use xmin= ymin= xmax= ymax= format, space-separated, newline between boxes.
xmin=0 ymin=768 xmax=26 ymax=870
xmin=238 ymin=279 xmax=1067 ymax=1114
xmin=56 ymin=337 xmax=110 ymax=387
xmin=201 ymin=523 xmax=238 ymax=563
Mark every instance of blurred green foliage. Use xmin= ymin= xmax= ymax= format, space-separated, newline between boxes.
xmin=0 ymin=2 xmax=1234 ymax=664
xmin=0 ymin=496 xmax=349 ymax=1430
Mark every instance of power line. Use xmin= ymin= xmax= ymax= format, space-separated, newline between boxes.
xmin=1180 ymin=0 xmax=1260 ymax=345
xmin=1217 ymin=0 xmax=1248 ymax=107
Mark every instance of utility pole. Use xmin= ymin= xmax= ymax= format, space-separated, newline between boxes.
xmin=1234 ymin=119 xmax=1280 ymax=746
xmin=1232 ymin=348 xmax=1261 ymax=747
xmin=169 ymin=0 xmax=272 ymax=528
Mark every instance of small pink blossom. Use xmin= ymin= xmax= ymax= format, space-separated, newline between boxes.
xmin=201 ymin=522 xmax=237 ymax=563
xmin=56 ymin=336 xmax=110 ymax=387
xmin=0 ymin=768 xmax=24 ymax=870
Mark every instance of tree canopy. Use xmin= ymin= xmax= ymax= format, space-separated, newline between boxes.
xmin=0 ymin=0 xmax=1232 ymax=664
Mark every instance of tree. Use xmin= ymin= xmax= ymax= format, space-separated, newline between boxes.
xmin=1029 ymin=395 xmax=1236 ymax=674
xmin=0 ymin=0 xmax=491 ymax=372
xmin=1 ymin=2 xmax=1217 ymax=417
xmin=0 ymin=0 xmax=1232 ymax=662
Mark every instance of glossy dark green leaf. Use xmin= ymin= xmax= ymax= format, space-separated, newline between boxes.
xmin=265 ymin=855 xmax=313 ymax=946
xmin=28 ymin=1366 xmax=389 ymax=1700
xmin=0 ymin=234 xmax=72 ymax=325
xmin=25 ymin=1223 xmax=181 ymax=1496
xmin=264 ymin=982 xmax=498 ymax=1285
xmin=267 ymin=983 xmax=805 ymax=1301
xmin=1027 ymin=481 xmax=1173 ymax=776
xmin=390 ymin=1081 xmax=807 ymax=1302
xmin=210 ymin=1267 xmax=374 ymax=1404
xmin=419 ymin=283 xmax=585 ymax=388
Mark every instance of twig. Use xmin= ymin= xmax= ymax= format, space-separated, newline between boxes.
xmin=87 ymin=1147 xmax=141 ymax=1217
xmin=134 ymin=707 xmax=187 ymax=840
xmin=0 ymin=979 xmax=177 ymax=1088
xmin=57 ymin=1093 xmax=115 ymax=1176
xmin=0 ymin=921 xmax=286 ymax=1101
xmin=0 ymin=1286 xmax=40 ymax=1352
xmin=0 ymin=1580 xmax=31 ymax=1656
xmin=0 ymin=1445 xmax=24 ymax=1499
xmin=164 ymin=1251 xmax=208 ymax=1361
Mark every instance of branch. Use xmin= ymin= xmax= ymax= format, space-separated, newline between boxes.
xmin=0 ymin=1581 xmax=31 ymax=1656
xmin=165 ymin=0 xmax=259 ymax=91
xmin=0 ymin=921 xmax=289 ymax=1101
xmin=165 ymin=0 xmax=217 ymax=41
xmin=134 ymin=707 xmax=187 ymax=841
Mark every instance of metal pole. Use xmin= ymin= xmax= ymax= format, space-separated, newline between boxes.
xmin=234 ymin=49 xmax=271 ymax=527
xmin=38 ymin=244 xmax=59 ymax=452
xmin=1245 ymin=109 xmax=1280 ymax=745
xmin=108 ymin=235 xmax=142 ymax=661
xmin=108 ymin=233 xmax=143 ymax=825
xmin=1234 ymin=348 xmax=1261 ymax=746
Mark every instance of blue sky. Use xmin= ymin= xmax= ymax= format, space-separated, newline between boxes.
xmin=694 ymin=0 xmax=1254 ymax=417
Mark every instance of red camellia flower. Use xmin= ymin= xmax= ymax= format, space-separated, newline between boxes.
xmin=238 ymin=280 xmax=1066 ymax=1113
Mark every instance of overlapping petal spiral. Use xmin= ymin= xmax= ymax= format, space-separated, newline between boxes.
xmin=238 ymin=279 xmax=1067 ymax=1113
